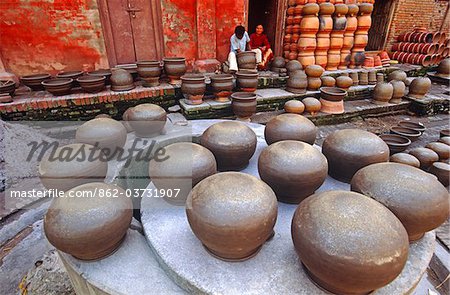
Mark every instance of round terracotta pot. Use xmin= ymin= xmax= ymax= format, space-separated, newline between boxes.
xmin=236 ymin=70 xmax=259 ymax=92
xmin=286 ymin=60 xmax=303 ymax=74
xmin=335 ymin=75 xmax=353 ymax=90
xmin=305 ymin=65 xmax=324 ymax=77
xmin=20 ymin=73 xmax=51 ymax=91
xmin=231 ymin=92 xmax=257 ymax=120
xmin=307 ymin=77 xmax=322 ymax=90
xmin=137 ymin=60 xmax=162 ymax=87
xmin=389 ymin=80 xmax=406 ymax=103
xmin=127 ymin=103 xmax=167 ymax=138
xmin=379 ymin=134 xmax=411 ymax=155
xmin=201 ymin=121 xmax=257 ymax=171
xmin=320 ymin=86 xmax=347 ymax=101
xmin=292 ymin=190 xmax=409 ymax=295
xmin=300 ymin=4 xmax=320 ymax=35
xmin=302 ymin=97 xmax=321 ymax=115
xmin=57 ymin=71 xmax=84 ymax=88
xmin=0 ymin=80 xmax=16 ymax=96
xmin=390 ymin=153 xmax=420 ymax=168
xmin=390 ymin=126 xmax=422 ymax=141
xmin=88 ymin=69 xmax=112 ymax=85
xmin=387 ymin=70 xmax=407 ymax=82
xmin=437 ymin=58 xmax=450 ymax=77
xmin=264 ymin=114 xmax=317 ymax=145
xmin=321 ymin=76 xmax=336 ymax=87
xmin=110 ymin=68 xmax=135 ymax=91
xmin=149 ymin=142 xmax=217 ymax=205
xmin=272 ymin=56 xmax=286 ymax=68
xmin=286 ymin=70 xmax=308 ymax=94
xmin=322 ymin=129 xmax=390 ymax=183
xmin=77 ymin=75 xmax=106 ymax=93
xmin=408 ymin=77 xmax=431 ymax=99
xmin=237 ymin=51 xmax=257 ymax=70
xmin=181 ymin=74 xmax=206 ymax=105
xmin=163 ymin=57 xmax=187 ymax=84
xmin=284 ymin=99 xmax=305 ymax=114
xmin=351 ymin=162 xmax=450 ymax=241
xmin=75 ymin=118 xmax=127 ymax=153
xmin=116 ymin=64 xmax=139 ymax=81
xmin=44 ymin=182 xmax=132 ymax=260
xmin=258 ymin=140 xmax=327 ymax=203
xmin=38 ymin=143 xmax=108 ymax=192
xmin=429 ymin=162 xmax=450 ymax=187
xmin=397 ymin=120 xmax=426 ymax=133
xmin=210 ymin=74 xmax=233 ymax=101
xmin=289 ymin=51 xmax=298 ymax=60
xmin=425 ymin=142 xmax=450 ymax=161
xmin=42 ymin=78 xmax=73 ymax=96
xmin=372 ymin=82 xmax=393 ymax=105
xmin=186 ymin=172 xmax=277 ymax=261
xmin=408 ymin=147 xmax=439 ymax=170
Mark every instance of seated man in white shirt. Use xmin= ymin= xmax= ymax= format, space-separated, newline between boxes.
xmin=228 ymin=25 xmax=251 ymax=73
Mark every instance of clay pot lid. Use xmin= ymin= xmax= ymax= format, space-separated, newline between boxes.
xmin=57 ymin=71 xmax=84 ymax=78
xmin=305 ymin=65 xmax=324 ymax=77
xmin=390 ymin=126 xmax=422 ymax=138
xmin=379 ymin=134 xmax=411 ymax=146
xmin=347 ymin=4 xmax=359 ymax=15
xmin=181 ymin=74 xmax=206 ymax=82
xmin=128 ymin=103 xmax=166 ymax=121
xmin=21 ymin=73 xmax=51 ymax=80
xmin=201 ymin=121 xmax=256 ymax=148
xmin=334 ymin=4 xmax=349 ymax=15
xmin=136 ymin=60 xmax=161 ymax=66
xmin=41 ymin=78 xmax=73 ymax=86
xmin=231 ymin=92 xmax=257 ymax=100
xmin=302 ymin=3 xmax=320 ymax=15
xmin=77 ymin=75 xmax=106 ymax=83
xmin=358 ymin=3 xmax=373 ymax=14
xmin=398 ymin=120 xmax=426 ymax=133
xmin=319 ymin=2 xmax=335 ymax=15
xmin=210 ymin=74 xmax=233 ymax=81
xmin=390 ymin=153 xmax=420 ymax=168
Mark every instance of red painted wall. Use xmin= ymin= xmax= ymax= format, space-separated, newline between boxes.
xmin=0 ymin=0 xmax=109 ymax=76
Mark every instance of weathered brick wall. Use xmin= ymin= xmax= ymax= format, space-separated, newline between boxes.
xmin=386 ymin=0 xmax=450 ymax=50
xmin=0 ymin=0 xmax=109 ymax=76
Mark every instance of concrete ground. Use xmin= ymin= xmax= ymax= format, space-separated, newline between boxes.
xmin=0 ymin=113 xmax=449 ymax=295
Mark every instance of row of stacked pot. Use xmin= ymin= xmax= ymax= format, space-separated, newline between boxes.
xmin=283 ymin=1 xmax=373 ymax=69
xmin=41 ymin=111 xmax=448 ymax=294
xmin=391 ymin=29 xmax=450 ymax=66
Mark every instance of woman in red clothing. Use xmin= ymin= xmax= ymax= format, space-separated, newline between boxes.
xmin=249 ymin=25 xmax=274 ymax=70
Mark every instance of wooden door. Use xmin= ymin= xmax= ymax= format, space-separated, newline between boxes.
xmin=248 ymin=0 xmax=279 ymax=52
xmin=98 ymin=0 xmax=164 ymax=65
xmin=367 ymin=0 xmax=397 ymax=50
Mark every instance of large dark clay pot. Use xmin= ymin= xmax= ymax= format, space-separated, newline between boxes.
xmin=426 ymin=142 xmax=450 ymax=161
xmin=42 ymin=78 xmax=73 ymax=96
xmin=372 ymin=82 xmax=393 ymax=105
xmin=127 ymin=104 xmax=167 ymax=138
xmin=390 ymin=80 xmax=406 ymax=103
xmin=390 ymin=153 xmax=420 ymax=168
xmin=351 ymin=162 xmax=450 ymax=241
xmin=77 ymin=75 xmax=106 ymax=93
xmin=44 ymin=183 xmax=132 ymax=260
xmin=201 ymin=121 xmax=257 ymax=171
xmin=408 ymin=77 xmax=431 ymax=99
xmin=181 ymin=74 xmax=206 ymax=105
xmin=20 ymin=73 xmax=51 ymax=91
xmin=429 ymin=162 xmax=450 ymax=187
xmin=186 ymin=172 xmax=277 ymax=261
xmin=137 ymin=60 xmax=162 ymax=87
xmin=286 ymin=70 xmax=308 ymax=94
xmin=259 ymin=141 xmax=328 ymax=204
xmin=322 ymin=129 xmax=390 ymax=183
xmin=149 ymin=142 xmax=217 ymax=205
xmin=75 ymin=118 xmax=127 ymax=153
xmin=210 ymin=74 xmax=234 ymax=101
xmin=163 ymin=57 xmax=187 ymax=84
xmin=231 ymin=92 xmax=257 ymax=121
xmin=409 ymin=147 xmax=439 ymax=170
xmin=110 ymin=68 xmax=135 ymax=92
xmin=264 ymin=114 xmax=317 ymax=145
xmin=292 ymin=190 xmax=409 ymax=295
xmin=57 ymin=71 xmax=84 ymax=88
xmin=236 ymin=70 xmax=259 ymax=92
xmin=87 ymin=69 xmax=112 ymax=85
xmin=237 ymin=51 xmax=257 ymax=70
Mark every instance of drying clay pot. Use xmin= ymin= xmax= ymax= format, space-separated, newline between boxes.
xmin=127 ymin=104 xmax=167 ymax=138
xmin=387 ymin=70 xmax=407 ymax=83
xmin=379 ymin=134 xmax=411 ymax=155
xmin=210 ymin=74 xmax=234 ymax=101
xmin=110 ymin=68 xmax=135 ymax=92
xmin=42 ymin=78 xmax=73 ymax=96
xmin=335 ymin=76 xmax=353 ymax=90
xmin=75 ymin=118 xmax=127 ymax=153
xmin=77 ymin=76 xmax=106 ymax=93
xmin=286 ymin=70 xmax=308 ymax=94
xmin=390 ymin=153 xmax=420 ymax=168
xmin=284 ymin=100 xmax=305 ymax=114
xmin=302 ymin=97 xmax=322 ymax=115
xmin=264 ymin=114 xmax=317 ymax=145
xmin=389 ymin=80 xmax=406 ymax=103
xmin=20 ymin=73 xmax=51 ymax=91
xmin=426 ymin=142 xmax=450 ymax=160
xmin=87 ymin=69 xmax=112 ymax=85
xmin=181 ymin=74 xmax=206 ymax=105
xmin=409 ymin=147 xmax=439 ymax=170
xmin=163 ymin=57 xmax=187 ymax=84
xmin=439 ymin=136 xmax=450 ymax=145
xmin=429 ymin=162 xmax=450 ymax=187
xmin=372 ymin=82 xmax=393 ymax=105
xmin=390 ymin=126 xmax=422 ymax=141
xmin=231 ymin=92 xmax=257 ymax=121
xmin=320 ymin=76 xmax=336 ymax=87
xmin=137 ymin=60 xmax=162 ymax=87
xmin=236 ymin=70 xmax=259 ymax=92
xmin=408 ymin=77 xmax=431 ymax=99
xmin=398 ymin=121 xmax=426 ymax=133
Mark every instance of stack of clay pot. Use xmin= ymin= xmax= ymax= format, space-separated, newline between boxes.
xmin=351 ymin=3 xmax=373 ymax=68
xmin=298 ymin=3 xmax=320 ymax=67
xmin=315 ymin=3 xmax=334 ymax=69
xmin=284 ymin=0 xmax=306 ymax=61
xmin=339 ymin=4 xmax=359 ymax=69
xmin=305 ymin=65 xmax=324 ymax=91
xmin=392 ymin=28 xmax=449 ymax=66
xmin=327 ymin=4 xmax=348 ymax=71
xmin=271 ymin=57 xmax=288 ymax=77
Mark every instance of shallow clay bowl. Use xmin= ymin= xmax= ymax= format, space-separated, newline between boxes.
xmin=20 ymin=73 xmax=51 ymax=91
xmin=390 ymin=126 xmax=422 ymax=141
xmin=320 ymin=87 xmax=347 ymax=101
xmin=77 ymin=75 xmax=106 ymax=93
xmin=42 ymin=78 xmax=73 ymax=96
xmin=379 ymin=134 xmax=411 ymax=155
xmin=0 ymin=80 xmax=16 ymax=96
xmin=398 ymin=120 xmax=426 ymax=134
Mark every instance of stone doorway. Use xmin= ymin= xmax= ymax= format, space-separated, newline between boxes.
xmin=248 ymin=0 xmax=280 ymax=54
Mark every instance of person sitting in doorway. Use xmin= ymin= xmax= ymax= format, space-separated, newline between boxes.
xmin=250 ymin=25 xmax=274 ymax=71
xmin=228 ymin=25 xmax=251 ymax=73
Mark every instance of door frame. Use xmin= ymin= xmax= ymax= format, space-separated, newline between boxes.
xmin=97 ymin=0 xmax=165 ymax=66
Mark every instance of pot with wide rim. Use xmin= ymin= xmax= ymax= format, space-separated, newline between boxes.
xmin=236 ymin=70 xmax=259 ymax=92
xmin=237 ymin=51 xmax=257 ymax=70
xmin=42 ymin=78 xmax=73 ymax=96
xmin=0 ymin=80 xmax=16 ymax=96
xmin=210 ymin=74 xmax=234 ymax=102
xmin=163 ymin=57 xmax=187 ymax=84
xmin=87 ymin=69 xmax=112 ymax=85
xmin=320 ymin=87 xmax=347 ymax=101
xmin=181 ymin=74 xmax=206 ymax=105
xmin=231 ymin=92 xmax=257 ymax=121
xmin=20 ymin=73 xmax=51 ymax=91
xmin=57 ymin=71 xmax=84 ymax=87
xmin=137 ymin=60 xmax=162 ymax=87
xmin=379 ymin=134 xmax=411 ymax=155
xmin=77 ymin=75 xmax=106 ymax=93
xmin=390 ymin=126 xmax=421 ymax=141
xmin=397 ymin=120 xmax=426 ymax=133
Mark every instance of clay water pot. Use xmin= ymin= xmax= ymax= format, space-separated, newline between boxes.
xmin=320 ymin=87 xmax=347 ymax=102
xmin=292 ymin=190 xmax=409 ymax=295
xmin=20 ymin=73 xmax=51 ymax=91
xmin=236 ymin=70 xmax=259 ymax=92
xmin=0 ymin=80 xmax=16 ymax=96
xmin=322 ymin=129 xmax=389 ymax=183
xmin=57 ymin=71 xmax=84 ymax=88
xmin=372 ymin=82 xmax=393 ymax=105
xmin=210 ymin=74 xmax=233 ymax=101
xmin=201 ymin=121 xmax=257 ymax=171
xmin=77 ymin=75 xmax=106 ymax=93
xmin=351 ymin=162 xmax=450 ymax=241
xmin=137 ymin=60 xmax=162 ymax=87
xmin=390 ymin=126 xmax=421 ymax=141
xmin=181 ymin=74 xmax=206 ymax=105
xmin=408 ymin=147 xmax=439 ymax=170
xmin=300 ymin=4 xmax=320 ymax=37
xmin=426 ymin=142 xmax=450 ymax=161
xmin=320 ymin=76 xmax=336 ymax=87
xmin=302 ymin=97 xmax=321 ymax=115
xmin=127 ymin=103 xmax=167 ymax=138
xmin=44 ymin=183 xmax=132 ymax=260
xmin=387 ymin=70 xmax=407 ymax=83
xmin=149 ymin=142 xmax=217 ymax=205
xmin=110 ymin=68 xmax=135 ymax=91
xmin=87 ymin=69 xmax=112 ymax=85
xmin=186 ymin=172 xmax=277 ymax=261
xmin=335 ymin=76 xmax=353 ymax=90
xmin=358 ymin=70 xmax=368 ymax=85
xmin=379 ymin=134 xmax=411 ymax=155
xmin=237 ymin=51 xmax=257 ymax=70
xmin=350 ymin=72 xmax=359 ymax=85
xmin=42 ymin=78 xmax=73 ymax=96
xmin=265 ymin=114 xmax=317 ymax=145
xmin=231 ymin=92 xmax=257 ymax=121
xmin=408 ymin=77 xmax=431 ymax=99
xmin=398 ymin=120 xmax=426 ymax=133
xmin=272 ymin=56 xmax=286 ymax=69
xmin=286 ymin=60 xmax=303 ymax=75
xmin=305 ymin=65 xmax=324 ymax=77
xmin=286 ymin=70 xmax=308 ymax=94
xmin=38 ymin=143 xmax=108 ymax=192
xmin=307 ymin=77 xmax=322 ymax=90
xmin=284 ymin=100 xmax=305 ymax=114
xmin=440 ymin=136 xmax=450 ymax=145
xmin=437 ymin=58 xmax=450 ymax=77
xmin=389 ymin=80 xmax=406 ymax=103
xmin=258 ymin=141 xmax=327 ymax=203
xmin=163 ymin=57 xmax=187 ymax=84
xmin=75 ymin=118 xmax=127 ymax=154
xmin=115 ymin=64 xmax=139 ymax=81
xmin=429 ymin=162 xmax=450 ymax=187
xmin=390 ymin=153 xmax=420 ymax=168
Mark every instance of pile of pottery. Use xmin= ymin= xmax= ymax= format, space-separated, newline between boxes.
xmin=284 ymin=97 xmax=322 ymax=116
xmin=283 ymin=2 xmax=373 ymax=69
xmin=271 ymin=57 xmax=288 ymax=77
xmin=392 ymin=28 xmax=449 ymax=66
xmin=286 ymin=61 xmax=307 ymax=94
xmin=380 ymin=120 xmax=425 ymax=154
